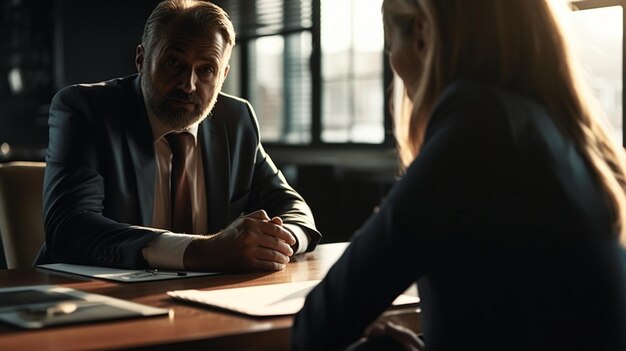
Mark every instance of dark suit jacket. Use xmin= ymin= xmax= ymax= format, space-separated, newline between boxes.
xmin=37 ymin=74 xmax=320 ymax=268
xmin=292 ymin=80 xmax=626 ymax=350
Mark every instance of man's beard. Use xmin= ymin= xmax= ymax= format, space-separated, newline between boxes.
xmin=142 ymin=73 xmax=218 ymax=130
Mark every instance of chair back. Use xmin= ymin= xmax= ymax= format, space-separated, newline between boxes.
xmin=0 ymin=161 xmax=46 ymax=269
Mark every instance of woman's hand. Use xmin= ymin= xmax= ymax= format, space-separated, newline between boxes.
xmin=365 ymin=320 xmax=425 ymax=351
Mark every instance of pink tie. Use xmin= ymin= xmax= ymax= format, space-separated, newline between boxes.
xmin=166 ymin=132 xmax=193 ymax=234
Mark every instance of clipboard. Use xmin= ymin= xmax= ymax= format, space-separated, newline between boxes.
xmin=0 ymin=285 xmax=169 ymax=329
xmin=38 ymin=263 xmax=218 ymax=282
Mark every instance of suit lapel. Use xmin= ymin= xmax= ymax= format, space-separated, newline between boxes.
xmin=125 ymin=76 xmax=156 ymax=226
xmin=198 ymin=118 xmax=230 ymax=232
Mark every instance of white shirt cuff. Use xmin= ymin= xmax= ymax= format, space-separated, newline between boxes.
xmin=284 ymin=224 xmax=310 ymax=254
xmin=142 ymin=232 xmax=198 ymax=270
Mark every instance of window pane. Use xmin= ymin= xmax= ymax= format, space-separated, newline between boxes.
xmin=285 ymin=31 xmax=312 ymax=143
xmin=248 ymin=33 xmax=312 ymax=144
xmin=321 ymin=0 xmax=385 ymax=143
xmin=249 ymin=36 xmax=284 ymax=142
xmin=352 ymin=78 xmax=385 ymax=142
xmin=570 ymin=5 xmax=623 ymax=143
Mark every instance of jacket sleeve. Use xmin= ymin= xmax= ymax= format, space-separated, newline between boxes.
xmin=43 ymin=86 xmax=163 ymax=269
xmin=290 ymin=162 xmax=434 ymax=350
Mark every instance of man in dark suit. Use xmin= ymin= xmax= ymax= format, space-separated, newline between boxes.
xmin=36 ymin=0 xmax=320 ymax=271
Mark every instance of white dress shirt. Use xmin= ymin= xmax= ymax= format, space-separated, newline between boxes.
xmin=141 ymin=100 xmax=309 ymax=269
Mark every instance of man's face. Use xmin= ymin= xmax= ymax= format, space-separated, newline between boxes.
xmin=138 ymin=28 xmax=230 ymax=130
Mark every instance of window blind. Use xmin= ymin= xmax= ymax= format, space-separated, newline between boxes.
xmin=215 ymin=0 xmax=312 ymax=38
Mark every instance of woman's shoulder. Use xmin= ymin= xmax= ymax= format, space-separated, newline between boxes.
xmin=427 ymin=80 xmax=557 ymax=147
xmin=432 ymin=80 xmax=546 ymax=122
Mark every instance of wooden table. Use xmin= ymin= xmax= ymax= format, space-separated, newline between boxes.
xmin=0 ymin=243 xmax=420 ymax=350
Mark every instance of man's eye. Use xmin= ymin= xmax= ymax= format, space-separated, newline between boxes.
xmin=199 ymin=65 xmax=215 ymax=74
xmin=167 ymin=57 xmax=181 ymax=66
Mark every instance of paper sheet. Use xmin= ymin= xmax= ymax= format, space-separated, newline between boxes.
xmin=38 ymin=263 xmax=218 ymax=282
xmin=167 ymin=280 xmax=420 ymax=316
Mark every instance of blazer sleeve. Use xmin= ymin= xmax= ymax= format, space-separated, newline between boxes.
xmin=290 ymin=153 xmax=438 ymax=350
xmin=42 ymin=85 xmax=163 ymax=269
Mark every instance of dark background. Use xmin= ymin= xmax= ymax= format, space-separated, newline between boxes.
xmin=0 ymin=0 xmax=162 ymax=159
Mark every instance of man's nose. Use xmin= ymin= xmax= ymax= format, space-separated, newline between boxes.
xmin=178 ymin=68 xmax=197 ymax=93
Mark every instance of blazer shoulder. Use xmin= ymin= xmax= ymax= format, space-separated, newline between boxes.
xmin=211 ymin=92 xmax=260 ymax=133
xmin=436 ymin=80 xmax=548 ymax=119
xmin=217 ymin=91 xmax=250 ymax=105
xmin=429 ymin=80 xmax=551 ymax=137
xmin=52 ymin=75 xmax=138 ymax=106
xmin=50 ymin=76 xmax=144 ymax=136
xmin=213 ymin=92 xmax=253 ymax=117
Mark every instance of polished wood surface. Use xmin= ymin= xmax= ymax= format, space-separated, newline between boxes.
xmin=0 ymin=243 xmax=419 ymax=350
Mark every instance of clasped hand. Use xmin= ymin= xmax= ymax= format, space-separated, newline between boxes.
xmin=183 ymin=210 xmax=296 ymax=272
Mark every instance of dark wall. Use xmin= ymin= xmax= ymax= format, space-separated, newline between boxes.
xmin=269 ymin=148 xmax=399 ymax=243
xmin=0 ymin=0 xmax=54 ymax=160
xmin=296 ymin=165 xmax=395 ymax=243
xmin=54 ymin=0 xmax=161 ymax=89
xmin=0 ymin=0 xmax=162 ymax=161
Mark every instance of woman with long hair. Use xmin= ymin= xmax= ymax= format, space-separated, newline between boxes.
xmin=292 ymin=0 xmax=626 ymax=350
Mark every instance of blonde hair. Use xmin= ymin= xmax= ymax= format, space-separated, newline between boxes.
xmin=383 ymin=0 xmax=626 ymax=244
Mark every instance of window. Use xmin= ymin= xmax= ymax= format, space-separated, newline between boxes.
xmin=321 ymin=0 xmax=385 ymax=143
xmin=569 ymin=0 xmax=624 ymax=144
xmin=215 ymin=0 xmax=389 ymax=146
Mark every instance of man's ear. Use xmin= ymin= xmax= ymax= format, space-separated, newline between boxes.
xmin=223 ymin=64 xmax=230 ymax=80
xmin=135 ymin=45 xmax=145 ymax=73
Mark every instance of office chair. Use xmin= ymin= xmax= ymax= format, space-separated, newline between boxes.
xmin=0 ymin=161 xmax=46 ymax=269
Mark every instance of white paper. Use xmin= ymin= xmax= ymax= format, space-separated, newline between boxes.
xmin=167 ymin=280 xmax=420 ymax=316
xmin=38 ymin=263 xmax=218 ymax=282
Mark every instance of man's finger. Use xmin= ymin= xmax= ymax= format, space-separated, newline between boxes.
xmin=257 ymin=221 xmax=296 ymax=245
xmin=243 ymin=209 xmax=271 ymax=221
xmin=255 ymin=246 xmax=290 ymax=264
xmin=257 ymin=233 xmax=294 ymax=256
xmin=250 ymin=259 xmax=286 ymax=271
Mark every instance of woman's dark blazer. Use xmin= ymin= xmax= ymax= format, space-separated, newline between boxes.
xmin=292 ymin=80 xmax=626 ymax=351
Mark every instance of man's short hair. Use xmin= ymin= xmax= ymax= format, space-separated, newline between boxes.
xmin=142 ymin=0 xmax=236 ymax=59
